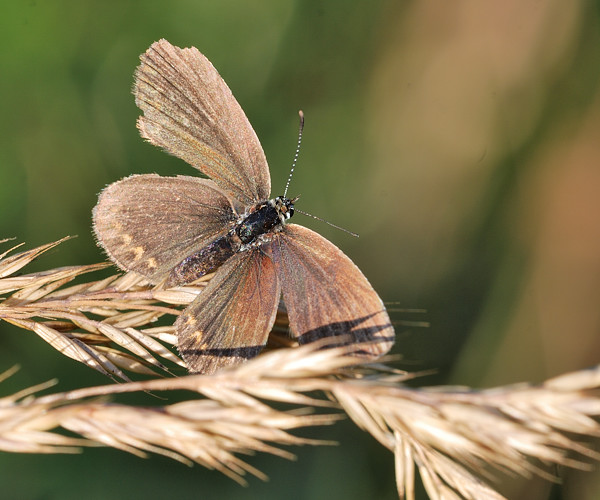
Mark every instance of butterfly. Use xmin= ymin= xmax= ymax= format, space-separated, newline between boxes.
xmin=93 ymin=39 xmax=395 ymax=374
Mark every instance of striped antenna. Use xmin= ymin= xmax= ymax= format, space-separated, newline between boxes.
xmin=283 ymin=110 xmax=304 ymax=198
xmin=283 ymin=111 xmax=358 ymax=238
xmin=295 ymin=208 xmax=359 ymax=238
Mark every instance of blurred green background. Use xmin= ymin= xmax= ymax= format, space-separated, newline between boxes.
xmin=2 ymin=1 xmax=600 ymax=499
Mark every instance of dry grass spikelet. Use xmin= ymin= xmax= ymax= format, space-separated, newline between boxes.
xmin=1 ymin=238 xmax=600 ymax=499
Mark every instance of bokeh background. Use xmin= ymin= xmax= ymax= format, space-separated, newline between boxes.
xmin=2 ymin=1 xmax=600 ymax=499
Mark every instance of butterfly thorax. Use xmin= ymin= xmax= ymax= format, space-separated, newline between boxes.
xmin=237 ymin=196 xmax=294 ymax=245
xmin=166 ymin=196 xmax=294 ymax=287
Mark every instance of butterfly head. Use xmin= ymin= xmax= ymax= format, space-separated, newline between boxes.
xmin=273 ymin=195 xmax=299 ymax=223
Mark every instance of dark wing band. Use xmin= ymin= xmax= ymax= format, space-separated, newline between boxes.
xmin=270 ymin=224 xmax=394 ymax=359
xmin=176 ymin=248 xmax=281 ymax=374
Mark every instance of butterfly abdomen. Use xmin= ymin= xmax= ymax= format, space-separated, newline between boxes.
xmin=166 ymin=235 xmax=239 ymax=287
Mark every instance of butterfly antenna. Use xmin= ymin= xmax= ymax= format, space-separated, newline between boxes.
xmin=284 ymin=110 xmax=305 ymax=198
xmin=294 ymin=208 xmax=359 ymax=237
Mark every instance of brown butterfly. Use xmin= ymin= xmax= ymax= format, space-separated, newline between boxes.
xmin=93 ymin=39 xmax=394 ymax=374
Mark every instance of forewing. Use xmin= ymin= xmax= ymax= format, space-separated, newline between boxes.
xmin=176 ymin=249 xmax=280 ymax=374
xmin=93 ymin=174 xmax=236 ymax=283
xmin=134 ymin=39 xmax=271 ymax=205
xmin=270 ymin=224 xmax=395 ymax=359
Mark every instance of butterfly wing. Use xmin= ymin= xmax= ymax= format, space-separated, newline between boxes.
xmin=269 ymin=224 xmax=395 ymax=358
xmin=134 ymin=39 xmax=271 ymax=205
xmin=176 ymin=248 xmax=280 ymax=374
xmin=93 ymin=174 xmax=237 ymax=283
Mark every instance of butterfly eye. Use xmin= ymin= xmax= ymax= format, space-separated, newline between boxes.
xmin=275 ymin=196 xmax=294 ymax=220
xmin=285 ymin=199 xmax=295 ymax=217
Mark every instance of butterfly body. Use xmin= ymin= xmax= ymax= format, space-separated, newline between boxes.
xmin=167 ymin=196 xmax=294 ymax=287
xmin=93 ymin=39 xmax=395 ymax=374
